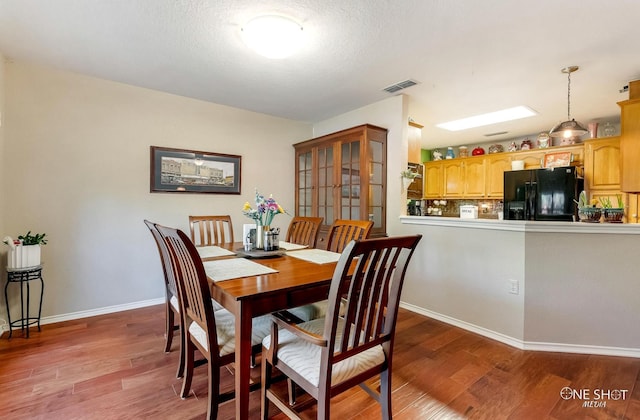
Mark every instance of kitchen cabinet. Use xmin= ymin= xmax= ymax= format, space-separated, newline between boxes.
xmin=408 ymin=121 xmax=423 ymax=164
xmin=619 ymin=95 xmax=640 ymax=192
xmin=442 ymin=158 xmax=485 ymax=198
xmin=627 ymin=193 xmax=639 ymax=223
xmin=294 ymin=124 xmax=387 ymax=240
xmin=584 ymin=137 xmax=620 ymax=192
xmin=423 ymin=161 xmax=443 ymax=198
xmin=442 ymin=160 xmax=464 ymax=197
xmin=485 ymin=154 xmax=512 ymax=198
xmin=424 ymin=144 xmax=584 ymax=200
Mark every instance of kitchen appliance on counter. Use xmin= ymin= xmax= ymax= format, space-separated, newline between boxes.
xmin=408 ymin=199 xmax=423 ymax=215
xmin=504 ymin=166 xmax=583 ymax=221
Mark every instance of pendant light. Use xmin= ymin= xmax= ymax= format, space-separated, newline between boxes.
xmin=549 ymin=66 xmax=587 ymax=140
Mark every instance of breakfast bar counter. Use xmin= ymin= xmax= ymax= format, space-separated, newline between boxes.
xmin=397 ymin=216 xmax=640 ymax=357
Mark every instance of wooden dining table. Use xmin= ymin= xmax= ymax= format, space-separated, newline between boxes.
xmin=202 ymin=243 xmax=339 ymax=420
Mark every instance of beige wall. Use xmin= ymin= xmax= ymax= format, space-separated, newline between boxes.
xmin=2 ymin=61 xmax=311 ymax=321
xmin=0 ymin=54 xmax=5 ymax=304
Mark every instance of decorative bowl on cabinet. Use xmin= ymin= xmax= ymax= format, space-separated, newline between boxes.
xmin=578 ymin=207 xmax=602 ymax=223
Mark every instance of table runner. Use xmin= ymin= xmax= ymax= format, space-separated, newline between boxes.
xmin=203 ymin=258 xmax=278 ymax=282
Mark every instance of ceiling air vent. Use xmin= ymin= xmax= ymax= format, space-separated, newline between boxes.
xmin=383 ymin=79 xmax=419 ymax=93
xmin=484 ymin=131 xmax=508 ymax=137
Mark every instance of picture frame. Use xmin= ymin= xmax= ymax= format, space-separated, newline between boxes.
xmin=150 ymin=146 xmax=241 ymax=194
xmin=543 ymin=151 xmax=572 ymax=168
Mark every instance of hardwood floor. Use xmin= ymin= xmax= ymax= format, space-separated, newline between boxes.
xmin=0 ymin=305 xmax=638 ymax=419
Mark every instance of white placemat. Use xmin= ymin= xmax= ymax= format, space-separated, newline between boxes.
xmin=285 ymin=249 xmax=342 ymax=264
xmin=196 ymin=246 xmax=236 ymax=259
xmin=203 ymin=258 xmax=278 ymax=282
xmin=278 ymin=241 xmax=309 ymax=251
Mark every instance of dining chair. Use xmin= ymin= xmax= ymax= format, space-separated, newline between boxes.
xmin=144 ymin=219 xmax=186 ymax=378
xmin=324 ymin=219 xmax=373 ymax=253
xmin=285 ymin=216 xmax=323 ymax=248
xmin=261 ymin=235 xmax=423 ymax=420
xmin=156 ymin=223 xmax=272 ymax=420
xmin=189 ymin=215 xmax=234 ymax=246
xmin=288 ymin=218 xmax=374 ymax=323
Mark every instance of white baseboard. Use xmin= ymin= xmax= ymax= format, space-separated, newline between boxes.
xmin=0 ymin=297 xmax=164 ymax=338
xmin=400 ymin=301 xmax=640 ymax=359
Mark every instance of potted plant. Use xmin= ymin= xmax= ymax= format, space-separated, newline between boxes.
xmin=3 ymin=231 xmax=47 ymax=268
xmin=600 ymin=195 xmax=624 ymax=223
xmin=575 ymin=191 xmax=601 ymax=223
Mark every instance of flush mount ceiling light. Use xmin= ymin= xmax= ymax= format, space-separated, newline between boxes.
xmin=436 ymin=106 xmax=537 ymax=131
xmin=549 ymin=66 xmax=588 ymax=139
xmin=241 ymin=15 xmax=303 ymax=59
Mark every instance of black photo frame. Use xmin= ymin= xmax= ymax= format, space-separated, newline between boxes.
xmin=150 ymin=146 xmax=241 ymax=194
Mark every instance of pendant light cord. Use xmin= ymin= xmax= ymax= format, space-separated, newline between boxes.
xmin=566 ymin=70 xmax=572 ymax=120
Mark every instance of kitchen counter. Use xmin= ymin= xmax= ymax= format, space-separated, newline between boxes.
xmin=397 ymin=215 xmax=640 ymax=357
xmin=401 ymin=215 xmax=640 ymax=234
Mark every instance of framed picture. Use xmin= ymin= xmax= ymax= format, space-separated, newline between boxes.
xmin=150 ymin=146 xmax=241 ymax=194
xmin=543 ymin=151 xmax=572 ymax=168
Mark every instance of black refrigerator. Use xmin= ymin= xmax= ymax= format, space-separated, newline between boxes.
xmin=504 ymin=166 xmax=583 ymax=221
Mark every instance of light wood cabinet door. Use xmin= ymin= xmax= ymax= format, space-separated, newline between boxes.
xmin=520 ymin=151 xmax=545 ymax=169
xmin=463 ymin=158 xmax=486 ymax=197
xmin=443 ymin=160 xmax=464 ymax=197
xmin=584 ymin=137 xmax=620 ymax=191
xmin=423 ymin=161 xmax=443 ymax=198
xmin=485 ymin=155 xmax=512 ymax=198
xmin=627 ymin=193 xmax=639 ymax=223
xmin=408 ymin=121 xmax=423 ymax=164
xmin=619 ymin=99 xmax=640 ymax=192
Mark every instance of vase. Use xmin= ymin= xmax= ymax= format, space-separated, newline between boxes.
xmin=255 ymin=225 xmax=269 ymax=249
xmin=578 ymin=207 xmax=601 ymax=223
xmin=603 ymin=208 xmax=624 ymax=223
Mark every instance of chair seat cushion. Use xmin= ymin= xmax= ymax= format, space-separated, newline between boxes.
xmin=189 ymin=309 xmax=272 ymax=357
xmin=263 ymin=318 xmax=386 ymax=387
xmin=169 ymin=294 xmax=224 ymax=313
xmin=287 ymin=298 xmax=347 ymax=322
xmin=286 ymin=301 xmax=328 ymax=322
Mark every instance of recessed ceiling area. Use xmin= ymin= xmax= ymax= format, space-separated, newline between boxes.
xmin=0 ymin=0 xmax=639 ymax=149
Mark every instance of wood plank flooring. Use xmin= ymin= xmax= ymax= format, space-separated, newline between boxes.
xmin=0 ymin=305 xmax=638 ymax=419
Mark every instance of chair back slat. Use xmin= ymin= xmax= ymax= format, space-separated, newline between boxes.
xmin=144 ymin=220 xmax=178 ymax=297
xmin=324 ymin=235 xmax=421 ymax=361
xmin=285 ymin=216 xmax=323 ymax=248
xmin=157 ymin=224 xmax=219 ymax=357
xmin=189 ymin=215 xmax=234 ymax=246
xmin=325 ymin=219 xmax=373 ymax=253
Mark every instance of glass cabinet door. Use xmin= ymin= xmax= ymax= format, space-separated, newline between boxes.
xmin=317 ymin=144 xmax=334 ymax=226
xmin=368 ymin=140 xmax=384 ymax=228
xmin=340 ymin=140 xmax=360 ymax=220
xmin=297 ymin=150 xmax=313 ymax=216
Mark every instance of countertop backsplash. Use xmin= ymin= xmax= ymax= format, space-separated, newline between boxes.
xmin=422 ymin=199 xmax=503 ymax=219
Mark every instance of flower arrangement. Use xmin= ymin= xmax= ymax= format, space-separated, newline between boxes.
xmin=401 ymin=169 xmax=419 ymax=179
xmin=242 ymin=189 xmax=286 ymax=226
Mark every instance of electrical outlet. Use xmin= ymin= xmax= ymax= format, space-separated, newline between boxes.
xmin=508 ymin=279 xmax=519 ymax=295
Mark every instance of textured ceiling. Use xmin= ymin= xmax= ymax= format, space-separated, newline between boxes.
xmin=1 ymin=0 xmax=640 ymax=148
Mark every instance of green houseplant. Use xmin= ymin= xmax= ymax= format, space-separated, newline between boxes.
xmin=600 ymin=195 xmax=624 ymax=223
xmin=575 ymin=191 xmax=601 ymax=223
xmin=3 ymin=231 xmax=47 ymax=268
